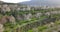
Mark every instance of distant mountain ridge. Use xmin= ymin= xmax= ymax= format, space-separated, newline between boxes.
xmin=20 ymin=0 xmax=60 ymax=7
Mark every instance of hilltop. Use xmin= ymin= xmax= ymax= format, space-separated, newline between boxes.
xmin=20 ymin=0 xmax=60 ymax=7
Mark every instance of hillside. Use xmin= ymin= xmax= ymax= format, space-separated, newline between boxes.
xmin=0 ymin=1 xmax=60 ymax=32
xmin=20 ymin=0 xmax=60 ymax=7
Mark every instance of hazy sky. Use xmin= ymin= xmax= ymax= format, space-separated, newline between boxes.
xmin=1 ymin=0 xmax=60 ymax=4
xmin=1 ymin=0 xmax=30 ymax=3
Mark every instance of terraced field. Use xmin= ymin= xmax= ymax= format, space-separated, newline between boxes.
xmin=0 ymin=8 xmax=60 ymax=32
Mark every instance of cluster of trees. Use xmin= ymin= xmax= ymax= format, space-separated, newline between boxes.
xmin=0 ymin=8 xmax=60 ymax=32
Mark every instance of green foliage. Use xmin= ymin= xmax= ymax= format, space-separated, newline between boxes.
xmin=28 ymin=30 xmax=33 ymax=32
xmin=4 ymin=22 xmax=20 ymax=32
xmin=55 ymin=20 xmax=60 ymax=25
xmin=38 ymin=25 xmax=47 ymax=31
xmin=1 ymin=8 xmax=60 ymax=32
xmin=0 ymin=14 xmax=3 ymax=19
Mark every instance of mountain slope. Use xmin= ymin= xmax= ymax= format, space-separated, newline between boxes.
xmin=20 ymin=0 xmax=60 ymax=6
